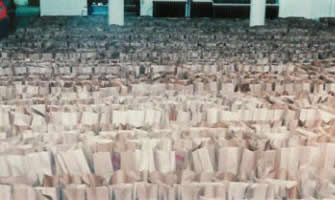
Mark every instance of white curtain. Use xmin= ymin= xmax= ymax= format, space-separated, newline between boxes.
xmin=279 ymin=0 xmax=335 ymax=19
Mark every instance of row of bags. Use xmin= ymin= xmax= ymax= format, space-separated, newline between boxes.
xmin=0 ymin=105 xmax=331 ymax=132
xmin=2 ymin=142 xmax=335 ymax=183
xmin=0 ymin=180 xmax=303 ymax=200
xmin=0 ymin=80 xmax=331 ymax=99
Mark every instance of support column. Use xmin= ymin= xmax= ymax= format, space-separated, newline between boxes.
xmin=185 ymin=0 xmax=191 ymax=17
xmin=140 ymin=0 xmax=153 ymax=16
xmin=250 ymin=0 xmax=266 ymax=27
xmin=109 ymin=0 xmax=124 ymax=26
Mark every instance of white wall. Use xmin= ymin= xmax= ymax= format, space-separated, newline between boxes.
xmin=279 ymin=0 xmax=335 ymax=19
xmin=41 ymin=0 xmax=87 ymax=16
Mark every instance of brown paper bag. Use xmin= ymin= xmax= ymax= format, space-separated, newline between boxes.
xmin=35 ymin=187 xmax=59 ymax=200
xmin=121 ymin=151 xmax=137 ymax=172
xmin=195 ymin=172 xmax=214 ymax=183
xmin=13 ymin=185 xmax=36 ymax=200
xmin=239 ymin=149 xmax=256 ymax=181
xmin=227 ymin=182 xmax=248 ymax=200
xmin=81 ymin=174 xmax=104 ymax=187
xmin=203 ymin=182 xmax=227 ymax=199
xmin=63 ymin=185 xmax=86 ymax=200
xmin=25 ymin=151 xmax=52 ymax=184
xmin=245 ymin=183 xmax=268 ymax=200
xmin=93 ymin=152 xmax=114 ymax=177
xmin=86 ymin=186 xmax=109 ymax=200
xmin=192 ymin=148 xmax=214 ymax=173
xmin=217 ymin=147 xmax=241 ymax=180
xmin=178 ymin=170 xmax=196 ymax=184
xmin=55 ymin=149 xmax=91 ymax=175
xmin=279 ymin=148 xmax=299 ymax=180
xmin=111 ymin=184 xmax=133 ymax=200
xmin=135 ymin=183 xmax=158 ymax=200
xmin=256 ymin=150 xmax=278 ymax=179
xmin=0 ymin=185 xmax=12 ymax=200
xmin=42 ymin=175 xmax=71 ymax=187
xmin=178 ymin=183 xmax=203 ymax=200
xmin=262 ymin=179 xmax=297 ymax=199
xmin=158 ymin=184 xmax=176 ymax=200
xmin=155 ymin=150 xmax=176 ymax=173
xmin=175 ymin=151 xmax=190 ymax=171
xmin=149 ymin=172 xmax=177 ymax=186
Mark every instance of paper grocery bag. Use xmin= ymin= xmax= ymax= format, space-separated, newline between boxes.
xmin=81 ymin=174 xmax=104 ymax=187
xmin=176 ymin=151 xmax=190 ymax=171
xmin=262 ymin=179 xmax=297 ymax=199
xmin=120 ymin=151 xmax=137 ymax=171
xmin=93 ymin=152 xmax=114 ymax=177
xmin=135 ymin=183 xmax=158 ymax=200
xmin=217 ymin=147 xmax=242 ymax=181
xmin=81 ymin=111 xmax=99 ymax=127
xmin=158 ymin=184 xmax=176 ymax=200
xmin=196 ymin=172 xmax=214 ymax=183
xmin=111 ymin=184 xmax=133 ymax=200
xmin=63 ymin=185 xmax=86 ymax=200
xmin=0 ymin=175 xmax=35 ymax=186
xmin=0 ymin=185 xmax=12 ymax=200
xmin=155 ymin=150 xmax=176 ymax=173
xmin=203 ymin=183 xmax=227 ymax=199
xmin=320 ymin=143 xmax=335 ymax=169
xmin=239 ymin=149 xmax=256 ymax=181
xmin=178 ymin=170 xmax=196 ymax=184
xmin=178 ymin=183 xmax=203 ymax=200
xmin=25 ymin=151 xmax=52 ymax=184
xmin=245 ymin=183 xmax=268 ymax=200
xmin=228 ymin=182 xmax=249 ymax=200
xmin=55 ymin=149 xmax=91 ymax=175
xmin=111 ymin=170 xmax=130 ymax=185
xmin=192 ymin=148 xmax=214 ymax=173
xmin=35 ymin=187 xmax=59 ymax=200
xmin=256 ymin=150 xmax=278 ymax=179
xmin=278 ymin=147 xmax=299 ymax=180
xmin=13 ymin=185 xmax=36 ymax=200
xmin=86 ymin=186 xmax=109 ymax=200
xmin=149 ymin=171 xmax=177 ymax=186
